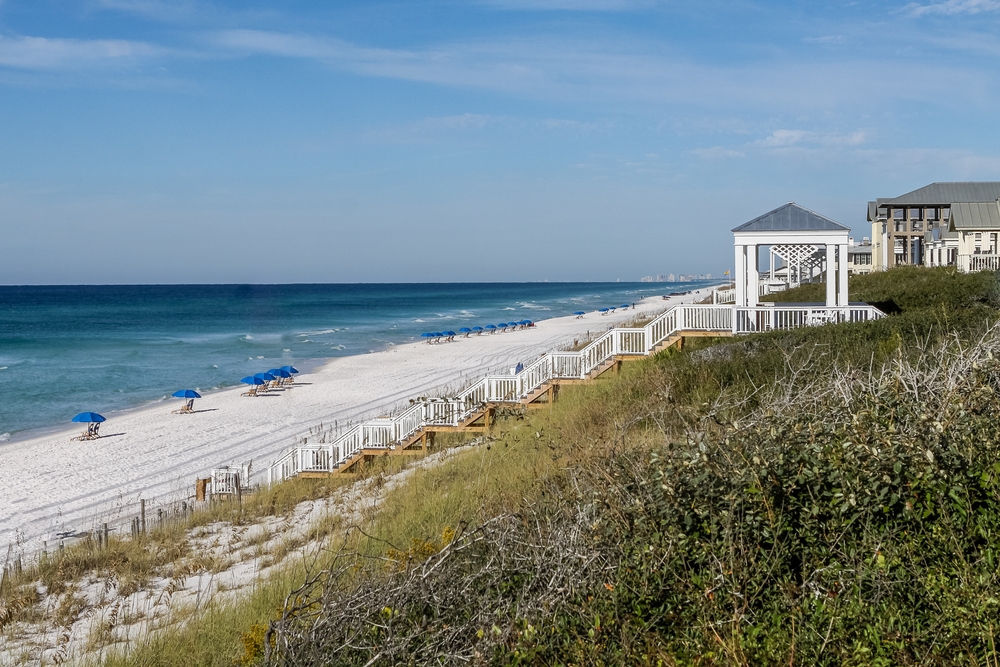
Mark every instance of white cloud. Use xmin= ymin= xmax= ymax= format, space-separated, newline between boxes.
xmin=905 ymin=0 xmax=1000 ymax=15
xmin=207 ymin=30 xmax=990 ymax=113
xmin=691 ymin=146 xmax=746 ymax=159
xmin=93 ymin=0 xmax=198 ymax=17
xmin=482 ymin=0 xmax=655 ymax=9
xmin=803 ymin=35 xmax=845 ymax=45
xmin=0 ymin=34 xmax=163 ymax=70
xmin=753 ymin=129 xmax=867 ymax=148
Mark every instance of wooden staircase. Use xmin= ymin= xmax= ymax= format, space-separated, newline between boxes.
xmin=285 ymin=331 xmax=734 ymax=479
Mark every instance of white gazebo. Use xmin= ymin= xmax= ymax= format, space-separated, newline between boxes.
xmin=732 ymin=203 xmax=851 ymax=308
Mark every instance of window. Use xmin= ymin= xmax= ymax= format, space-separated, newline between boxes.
xmin=911 ymin=221 xmax=924 ymax=232
xmin=893 ymin=208 xmax=905 ymax=221
xmin=909 ymin=207 xmax=922 ymax=220
xmin=895 ymin=220 xmax=907 ymax=233
xmin=926 ymin=207 xmax=939 ymax=221
xmin=991 ymin=233 xmax=997 ymax=254
xmin=944 ymin=208 xmax=951 ymax=220
xmin=975 ymin=232 xmax=982 ymax=252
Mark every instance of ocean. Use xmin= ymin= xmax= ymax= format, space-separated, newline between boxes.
xmin=0 ymin=281 xmax=715 ymax=440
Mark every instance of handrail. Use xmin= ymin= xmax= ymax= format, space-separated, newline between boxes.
xmin=264 ymin=302 xmax=883 ymax=483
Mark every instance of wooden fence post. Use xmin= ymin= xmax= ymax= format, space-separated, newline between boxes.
xmin=140 ymin=499 xmax=146 ymax=534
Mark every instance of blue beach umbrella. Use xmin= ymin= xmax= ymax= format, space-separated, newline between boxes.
xmin=172 ymin=389 xmax=201 ymax=399
xmin=599 ymin=308 xmax=609 ymax=313
xmin=72 ymin=412 xmax=106 ymax=423
xmin=472 ymin=326 xmax=483 ymax=332
xmin=421 ymin=332 xmax=434 ymax=338
xmin=433 ymin=332 xmax=444 ymax=338
xmin=485 ymin=324 xmax=496 ymax=330
xmin=254 ymin=372 xmax=276 ymax=382
xmin=621 ymin=304 xmax=629 ymax=309
xmin=574 ymin=311 xmax=585 ymax=316
xmin=280 ymin=365 xmax=299 ymax=374
xmin=241 ymin=376 xmax=266 ymax=386
xmin=445 ymin=331 xmax=456 ymax=337
xmin=508 ymin=322 xmax=518 ymax=327
xmin=459 ymin=327 xmax=471 ymax=333
xmin=268 ymin=368 xmax=292 ymax=378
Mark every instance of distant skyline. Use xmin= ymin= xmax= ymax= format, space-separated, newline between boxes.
xmin=1 ymin=0 xmax=998 ymax=284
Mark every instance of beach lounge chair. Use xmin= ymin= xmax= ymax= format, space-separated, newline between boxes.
xmin=241 ymin=387 xmax=259 ymax=397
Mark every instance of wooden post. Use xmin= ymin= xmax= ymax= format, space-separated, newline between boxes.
xmin=103 ymin=523 xmax=109 ymax=549
xmin=140 ymin=499 xmax=146 ymax=534
xmin=235 ymin=474 xmax=243 ymax=507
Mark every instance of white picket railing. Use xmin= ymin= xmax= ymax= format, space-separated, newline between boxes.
xmin=733 ymin=305 xmax=884 ymax=334
xmin=713 ymin=286 xmax=736 ymax=304
xmin=264 ymin=302 xmax=883 ymax=483
xmin=959 ymin=253 xmax=1000 ymax=273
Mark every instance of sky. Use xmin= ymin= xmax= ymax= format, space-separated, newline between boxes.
xmin=1 ymin=0 xmax=998 ymax=284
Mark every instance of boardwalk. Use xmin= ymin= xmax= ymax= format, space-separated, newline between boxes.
xmin=265 ymin=301 xmax=884 ymax=483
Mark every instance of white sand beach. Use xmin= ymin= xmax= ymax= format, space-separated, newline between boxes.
xmin=0 ymin=289 xmax=716 ymax=555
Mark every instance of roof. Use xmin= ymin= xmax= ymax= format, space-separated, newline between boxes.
xmin=732 ymin=202 xmax=850 ymax=233
xmin=949 ymin=201 xmax=1000 ymax=231
xmin=848 ymin=245 xmax=872 ymax=255
xmin=876 ymin=182 xmax=1000 ymax=207
xmin=867 ymin=201 xmax=877 ymax=221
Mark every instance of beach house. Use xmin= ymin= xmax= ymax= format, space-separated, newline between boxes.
xmin=847 ymin=238 xmax=873 ymax=276
xmin=867 ymin=182 xmax=1000 ymax=271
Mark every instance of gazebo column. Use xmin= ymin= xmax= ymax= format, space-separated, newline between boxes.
xmin=838 ymin=243 xmax=849 ymax=306
xmin=769 ymin=248 xmax=775 ymax=281
xmin=748 ymin=244 xmax=759 ymax=307
xmin=734 ymin=243 xmax=747 ymax=307
xmin=825 ymin=244 xmax=836 ymax=307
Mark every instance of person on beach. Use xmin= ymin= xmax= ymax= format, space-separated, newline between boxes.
xmin=515 ymin=362 xmax=524 ymax=374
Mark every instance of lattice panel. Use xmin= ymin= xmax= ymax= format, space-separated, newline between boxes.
xmin=771 ymin=244 xmax=821 ymax=266
xmin=770 ymin=244 xmax=826 ymax=282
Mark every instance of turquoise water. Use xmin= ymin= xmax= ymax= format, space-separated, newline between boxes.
xmin=0 ymin=282 xmax=713 ymax=439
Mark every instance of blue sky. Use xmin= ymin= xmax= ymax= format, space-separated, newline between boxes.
xmin=1 ymin=0 xmax=998 ymax=284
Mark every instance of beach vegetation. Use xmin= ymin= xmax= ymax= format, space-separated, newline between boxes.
xmin=7 ymin=267 xmax=1000 ymax=665
xmin=261 ymin=267 xmax=1000 ymax=665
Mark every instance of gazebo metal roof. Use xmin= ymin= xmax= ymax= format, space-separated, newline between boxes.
xmin=732 ymin=203 xmax=850 ymax=233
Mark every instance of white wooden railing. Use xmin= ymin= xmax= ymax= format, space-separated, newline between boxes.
xmin=959 ymin=253 xmax=1000 ymax=273
xmin=713 ymin=286 xmax=736 ymax=304
xmin=264 ymin=302 xmax=884 ymax=484
xmin=733 ymin=305 xmax=883 ymax=334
